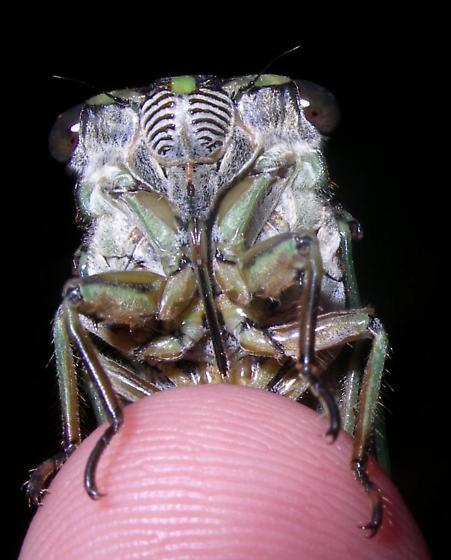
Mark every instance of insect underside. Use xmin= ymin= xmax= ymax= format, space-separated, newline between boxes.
xmin=30 ymin=74 xmax=388 ymax=536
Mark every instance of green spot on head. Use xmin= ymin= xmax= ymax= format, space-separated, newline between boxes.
xmin=254 ymin=74 xmax=291 ymax=87
xmin=86 ymin=93 xmax=116 ymax=106
xmin=87 ymin=89 xmax=145 ymax=106
xmin=171 ymin=75 xmax=197 ymax=95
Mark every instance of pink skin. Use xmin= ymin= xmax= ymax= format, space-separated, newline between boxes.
xmin=21 ymin=385 xmax=430 ymax=559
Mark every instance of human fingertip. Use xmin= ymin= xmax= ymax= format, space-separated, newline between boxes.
xmin=21 ymin=385 xmax=430 ymax=559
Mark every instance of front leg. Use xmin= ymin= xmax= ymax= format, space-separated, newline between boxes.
xmin=216 ymin=232 xmax=341 ymax=441
xmin=63 ymin=303 xmax=124 ymax=499
xmin=28 ymin=267 xmax=197 ymax=503
xmin=64 ymin=268 xmax=198 ymax=498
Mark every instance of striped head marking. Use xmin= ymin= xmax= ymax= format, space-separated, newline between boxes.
xmin=140 ymin=76 xmax=235 ymax=166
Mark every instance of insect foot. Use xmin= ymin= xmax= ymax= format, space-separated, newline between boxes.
xmin=26 ymin=445 xmax=77 ymax=506
xmin=352 ymin=459 xmax=384 ymax=537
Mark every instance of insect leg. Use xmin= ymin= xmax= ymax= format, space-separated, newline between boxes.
xmin=59 ymin=265 xmax=201 ymax=497
xmin=336 ymin=215 xmax=364 ymax=436
xmin=59 ymin=269 xmax=184 ymax=498
xmin=137 ymin=299 xmax=205 ymax=362
xmin=337 ymin=214 xmax=391 ymax=475
xmin=352 ymin=318 xmax=388 ymax=536
xmin=237 ymin=232 xmax=340 ymax=439
xmin=96 ymin=353 xmax=161 ymax=401
xmin=270 ymin=309 xmax=388 ymax=536
xmin=63 ymin=303 xmax=123 ymax=499
xmin=295 ymin=234 xmax=340 ymax=440
xmin=26 ymin=305 xmax=81 ymax=505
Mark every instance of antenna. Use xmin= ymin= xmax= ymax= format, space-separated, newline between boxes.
xmin=51 ymin=75 xmax=130 ymax=106
xmin=232 ymin=44 xmax=302 ymax=100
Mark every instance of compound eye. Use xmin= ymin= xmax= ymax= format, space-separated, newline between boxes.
xmin=48 ymin=104 xmax=83 ymax=162
xmin=297 ymin=80 xmax=341 ymax=135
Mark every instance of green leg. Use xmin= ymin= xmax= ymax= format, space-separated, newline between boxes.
xmin=271 ymin=308 xmax=388 ymax=536
xmin=65 ymin=269 xmax=195 ymax=328
xmin=212 ymin=166 xmax=297 ymax=372
xmin=26 ymin=306 xmax=82 ymax=505
xmin=97 ymin=354 xmax=161 ymax=402
xmin=351 ymin=319 xmax=388 ymax=536
xmin=67 ymin=268 xmax=200 ymax=361
xmin=217 ymin=294 xmax=285 ymax=359
xmin=336 ymin=216 xmax=363 ymax=436
xmin=337 ymin=215 xmax=391 ymax=476
xmin=63 ymin=268 xmax=202 ymax=498
xmin=138 ymin=300 xmax=205 ymax=361
xmin=63 ymin=303 xmax=123 ymax=499
xmin=29 ymin=267 xmax=197 ymax=502
xmin=236 ymin=232 xmax=341 ymax=440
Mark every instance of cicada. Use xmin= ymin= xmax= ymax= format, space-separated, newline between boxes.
xmin=29 ymin=74 xmax=388 ymax=536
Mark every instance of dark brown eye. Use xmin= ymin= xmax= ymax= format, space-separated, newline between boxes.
xmin=48 ymin=104 xmax=83 ymax=162
xmin=297 ymin=80 xmax=341 ymax=135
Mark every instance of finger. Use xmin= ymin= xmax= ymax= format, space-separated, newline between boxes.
xmin=21 ymin=384 xmax=431 ymax=559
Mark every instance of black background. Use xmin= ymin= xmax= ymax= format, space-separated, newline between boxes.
xmin=13 ymin=29 xmax=447 ymax=558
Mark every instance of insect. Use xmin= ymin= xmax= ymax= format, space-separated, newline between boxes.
xmin=29 ymin=73 xmax=388 ymax=536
